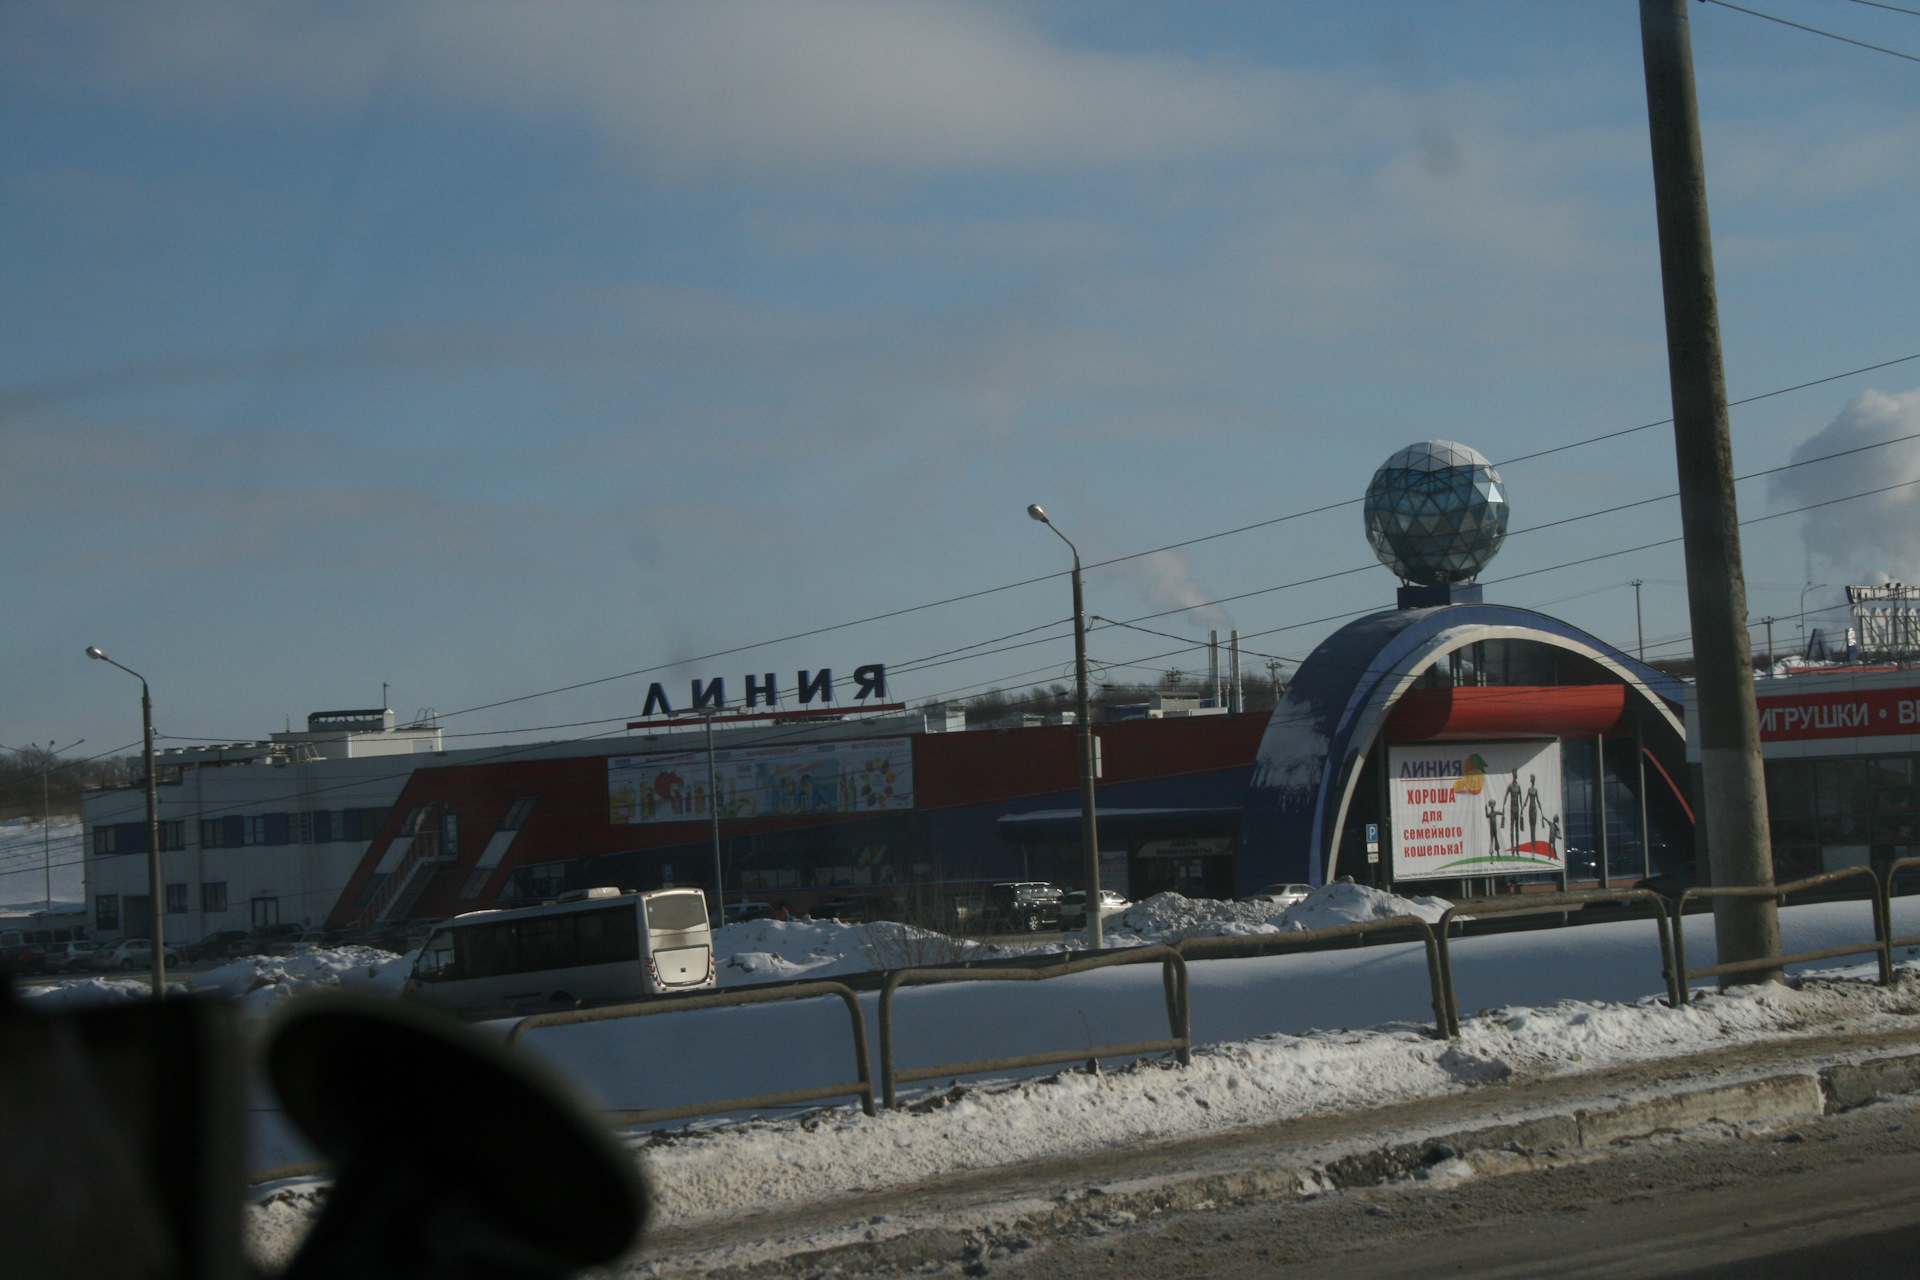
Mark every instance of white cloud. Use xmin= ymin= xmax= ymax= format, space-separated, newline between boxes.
xmin=1771 ymin=388 xmax=1920 ymax=581
xmin=41 ymin=1 xmax=1311 ymax=176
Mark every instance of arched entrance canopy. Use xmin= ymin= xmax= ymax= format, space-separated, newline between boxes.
xmin=1238 ymin=603 xmax=1685 ymax=892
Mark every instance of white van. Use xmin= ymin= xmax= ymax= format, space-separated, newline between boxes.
xmin=402 ymin=886 xmax=715 ymax=1018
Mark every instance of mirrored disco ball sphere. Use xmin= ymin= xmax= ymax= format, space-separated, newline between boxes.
xmin=1363 ymin=440 xmax=1509 ymax=587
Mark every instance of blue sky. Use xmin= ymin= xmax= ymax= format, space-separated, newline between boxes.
xmin=5 ymin=0 xmax=1920 ymax=757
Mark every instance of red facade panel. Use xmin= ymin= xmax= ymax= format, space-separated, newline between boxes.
xmin=1385 ymin=685 xmax=1630 ymax=742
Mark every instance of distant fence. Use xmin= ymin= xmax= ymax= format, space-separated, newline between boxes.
xmin=876 ymin=946 xmax=1190 ymax=1109
xmin=507 ymin=979 xmax=875 ymax=1125
xmin=440 ymin=873 xmax=1920 ymax=1141
xmin=1433 ymin=890 xmax=1680 ymax=1035
xmin=1673 ymin=866 xmax=1892 ymax=999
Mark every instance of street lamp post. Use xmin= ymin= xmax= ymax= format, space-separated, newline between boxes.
xmin=85 ymin=647 xmax=165 ymax=999
xmin=1027 ymin=505 xmax=1104 ymax=951
xmin=703 ymin=708 xmax=725 ymax=924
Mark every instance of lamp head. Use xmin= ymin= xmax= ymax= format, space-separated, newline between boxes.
xmin=85 ymin=647 xmax=108 ymax=661
xmin=1026 ymin=504 xmax=1049 ymax=524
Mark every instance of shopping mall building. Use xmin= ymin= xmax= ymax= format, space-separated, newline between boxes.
xmin=76 ymin=442 xmax=1920 ymax=941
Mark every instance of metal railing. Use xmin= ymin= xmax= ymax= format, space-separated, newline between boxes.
xmin=1433 ymin=891 xmax=1680 ymax=1034
xmin=1672 ymin=866 xmax=1891 ymax=1000
xmin=506 ymin=979 xmax=876 ymax=1124
xmin=1884 ymin=857 xmax=1920 ymax=956
xmin=483 ymin=873 xmax=1920 ymax=1133
xmin=1177 ymin=914 xmax=1451 ymax=1038
xmin=877 ymin=947 xmax=1190 ymax=1109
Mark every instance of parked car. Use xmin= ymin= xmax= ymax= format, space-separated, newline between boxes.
xmin=41 ymin=941 xmax=100 ymax=974
xmin=982 ymin=882 xmax=1063 ymax=933
xmin=1242 ymin=883 xmax=1314 ymax=909
xmin=1058 ymin=889 xmax=1131 ymax=928
xmin=0 ymin=942 xmax=48 ymax=974
xmin=179 ymin=930 xmax=250 ymax=963
xmin=723 ymin=901 xmax=774 ymax=925
xmin=222 ymin=923 xmax=300 ymax=957
xmin=811 ymin=896 xmax=899 ymax=924
xmin=87 ymin=939 xmax=181 ymax=972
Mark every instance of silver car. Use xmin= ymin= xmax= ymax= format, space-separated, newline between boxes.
xmin=1058 ymin=889 xmax=1131 ymax=928
xmin=1243 ymin=883 xmax=1313 ymax=909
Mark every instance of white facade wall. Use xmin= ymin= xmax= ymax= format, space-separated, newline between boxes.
xmin=82 ymin=755 xmax=419 ymax=943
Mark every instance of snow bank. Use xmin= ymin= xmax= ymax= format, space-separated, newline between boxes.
xmin=608 ymin=971 xmax=1920 ymax=1229
xmin=17 ymin=976 xmax=186 ymax=1009
xmin=186 ymin=946 xmax=412 ymax=1016
xmin=1273 ymin=882 xmax=1449 ymax=931
xmin=1101 ymin=884 xmax=1448 ymax=945
xmin=1104 ymin=891 xmax=1279 ymax=943
xmin=716 ymin=918 xmax=1028 ymax=986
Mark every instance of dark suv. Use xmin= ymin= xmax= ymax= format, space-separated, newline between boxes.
xmin=983 ymin=882 xmax=1062 ymax=933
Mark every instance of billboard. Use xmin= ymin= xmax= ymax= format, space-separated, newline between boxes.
xmin=1387 ymin=740 xmax=1564 ymax=882
xmin=608 ymin=737 xmax=912 ymax=825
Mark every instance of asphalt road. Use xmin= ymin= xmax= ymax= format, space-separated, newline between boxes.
xmin=964 ymin=1094 xmax=1920 ymax=1280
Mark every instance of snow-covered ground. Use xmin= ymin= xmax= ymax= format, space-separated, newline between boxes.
xmin=0 ymin=816 xmax=83 ymax=912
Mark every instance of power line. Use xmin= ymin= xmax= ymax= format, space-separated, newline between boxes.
xmin=1845 ymin=0 xmax=1920 ymax=17
xmin=1702 ymin=0 xmax=1920 ymax=63
xmin=423 ymin=348 xmax=1920 ymax=726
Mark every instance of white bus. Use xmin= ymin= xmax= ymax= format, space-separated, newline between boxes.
xmin=402 ymin=886 xmax=715 ymax=1018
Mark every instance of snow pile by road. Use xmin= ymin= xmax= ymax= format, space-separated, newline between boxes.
xmin=186 ymin=947 xmax=411 ymax=1016
xmin=716 ymin=918 xmax=1026 ymax=986
xmin=1104 ymin=885 xmax=1449 ymax=945
xmin=611 ymin=971 xmax=1920 ymax=1230
xmin=1273 ymin=882 xmax=1449 ymax=931
xmin=17 ymin=976 xmax=187 ymax=1009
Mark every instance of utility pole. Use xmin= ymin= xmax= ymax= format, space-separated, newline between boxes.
xmin=1761 ymin=617 xmax=1776 ymax=679
xmin=1639 ymin=0 xmax=1780 ymax=985
xmin=1028 ymin=505 xmax=1104 ymax=950
xmin=1631 ymin=579 xmax=1645 ymax=661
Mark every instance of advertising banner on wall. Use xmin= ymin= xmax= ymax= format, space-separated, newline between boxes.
xmin=608 ymin=737 xmax=912 ymax=825
xmin=1387 ymin=740 xmax=1565 ymax=882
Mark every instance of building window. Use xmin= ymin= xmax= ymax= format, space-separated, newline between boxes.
xmin=309 ymin=809 xmax=333 ymax=843
xmin=159 ymin=820 xmax=185 ymax=852
xmin=251 ymin=897 xmax=280 ymax=928
xmin=95 ymin=895 xmax=120 ymax=930
xmin=93 ymin=827 xmax=116 ymax=857
xmin=245 ymin=813 xmax=292 ymax=846
xmin=500 ymin=798 xmax=537 ymax=831
xmin=399 ymin=804 xmax=435 ymax=837
xmin=439 ymin=810 xmax=460 ymax=859
xmin=201 ymin=882 xmax=228 ymax=913
xmin=164 ymin=883 xmax=188 ymax=914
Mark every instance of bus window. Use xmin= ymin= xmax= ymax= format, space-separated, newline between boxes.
xmin=456 ymin=919 xmax=518 ymax=980
xmin=416 ymin=932 xmax=456 ymax=982
xmin=645 ymin=893 xmax=707 ymax=932
xmin=575 ymin=906 xmax=639 ymax=966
